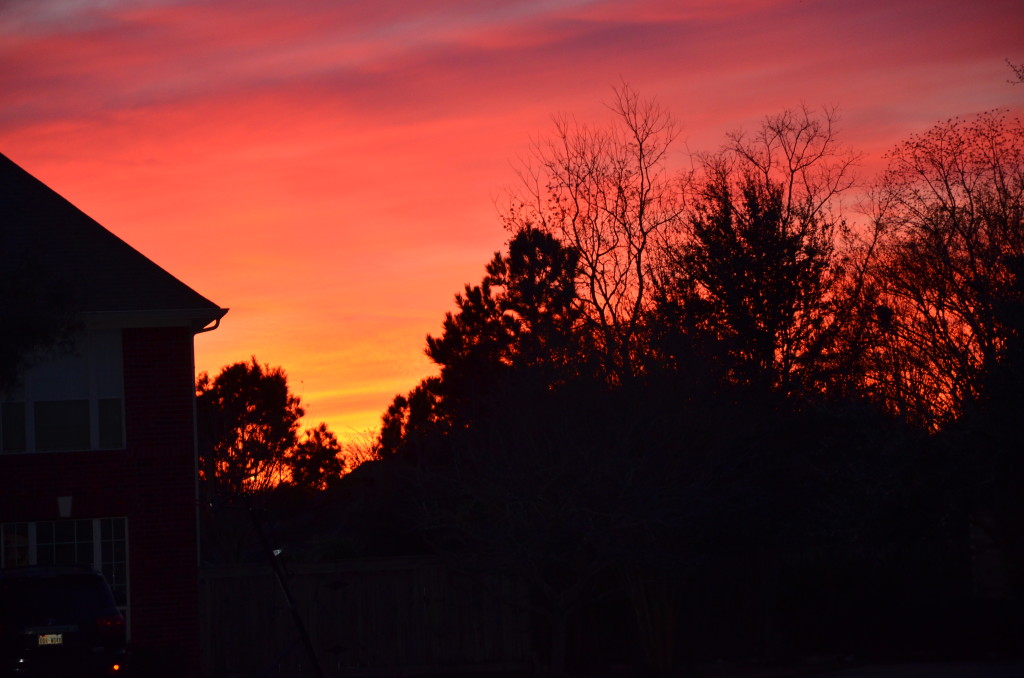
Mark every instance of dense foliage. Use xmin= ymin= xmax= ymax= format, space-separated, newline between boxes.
xmin=363 ymin=100 xmax=1024 ymax=673
xmin=197 ymin=357 xmax=344 ymax=501
xmin=200 ymin=95 xmax=1023 ymax=673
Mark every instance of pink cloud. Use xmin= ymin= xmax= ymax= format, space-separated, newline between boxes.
xmin=3 ymin=0 xmax=1022 ymax=439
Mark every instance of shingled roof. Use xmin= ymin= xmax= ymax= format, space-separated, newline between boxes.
xmin=1 ymin=152 xmax=226 ymax=329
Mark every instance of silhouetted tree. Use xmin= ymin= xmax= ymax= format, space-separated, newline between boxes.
xmin=507 ymin=85 xmax=684 ymax=380
xmin=377 ymin=378 xmax=444 ymax=458
xmin=1008 ymin=59 xmax=1024 ymax=84
xmin=946 ymin=255 xmax=1024 ymax=602
xmin=659 ymin=106 xmax=872 ymax=397
xmin=361 ymin=100 xmax=1024 ymax=671
xmin=340 ymin=429 xmax=383 ymax=470
xmin=289 ymin=422 xmax=345 ymax=491
xmin=198 ymin=358 xmax=305 ymax=500
xmin=871 ymin=110 xmax=1024 ymax=428
xmin=377 ymin=227 xmax=582 ymax=456
xmin=197 ymin=358 xmax=345 ymax=562
xmin=198 ymin=357 xmax=343 ymax=499
xmin=723 ymin=105 xmax=860 ymax=220
xmin=426 ymin=227 xmax=582 ymax=381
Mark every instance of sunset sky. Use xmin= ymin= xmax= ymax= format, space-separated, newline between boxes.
xmin=2 ymin=0 xmax=1022 ymax=443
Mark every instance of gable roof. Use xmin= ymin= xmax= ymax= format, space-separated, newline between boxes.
xmin=1 ymin=153 xmax=226 ymax=329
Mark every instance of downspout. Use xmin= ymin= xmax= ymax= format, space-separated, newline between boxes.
xmin=191 ymin=310 xmax=226 ymax=569
xmin=191 ymin=308 xmax=227 ymax=678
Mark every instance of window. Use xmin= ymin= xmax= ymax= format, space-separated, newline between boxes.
xmin=1 ymin=518 xmax=129 ymax=612
xmin=99 ymin=517 xmax=128 ymax=607
xmin=1 ymin=328 xmax=124 ymax=453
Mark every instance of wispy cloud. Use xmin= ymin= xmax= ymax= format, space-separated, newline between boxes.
xmin=3 ymin=0 xmax=1022 ymax=437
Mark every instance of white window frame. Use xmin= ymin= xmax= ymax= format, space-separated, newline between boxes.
xmin=1 ymin=517 xmax=130 ymax=628
xmin=1 ymin=328 xmax=125 ymax=453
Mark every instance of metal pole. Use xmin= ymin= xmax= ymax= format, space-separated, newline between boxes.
xmin=247 ymin=501 xmax=326 ymax=678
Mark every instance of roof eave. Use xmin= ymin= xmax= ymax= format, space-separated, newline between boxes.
xmin=80 ymin=307 xmax=229 ymax=334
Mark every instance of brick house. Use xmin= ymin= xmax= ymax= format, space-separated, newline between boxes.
xmin=0 ymin=153 xmax=226 ymax=675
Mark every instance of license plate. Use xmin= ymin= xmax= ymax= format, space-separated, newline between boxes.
xmin=37 ymin=633 xmax=63 ymax=646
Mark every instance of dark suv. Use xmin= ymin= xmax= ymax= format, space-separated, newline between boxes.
xmin=0 ymin=567 xmax=127 ymax=677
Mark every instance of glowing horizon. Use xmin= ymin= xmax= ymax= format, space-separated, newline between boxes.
xmin=3 ymin=0 xmax=1022 ymax=444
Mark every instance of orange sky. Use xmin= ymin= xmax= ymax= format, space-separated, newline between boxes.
xmin=2 ymin=0 xmax=1022 ymax=443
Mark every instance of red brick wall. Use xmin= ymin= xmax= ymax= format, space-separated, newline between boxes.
xmin=121 ymin=325 xmax=201 ymax=676
xmin=0 ymin=324 xmax=202 ymax=676
xmin=0 ymin=451 xmax=132 ymax=519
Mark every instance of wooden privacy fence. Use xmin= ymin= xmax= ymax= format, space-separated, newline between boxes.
xmin=199 ymin=558 xmax=532 ymax=677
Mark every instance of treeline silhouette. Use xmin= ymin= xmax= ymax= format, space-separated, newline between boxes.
xmin=205 ymin=95 xmax=1024 ymax=675
xmin=367 ymin=97 xmax=1024 ymax=673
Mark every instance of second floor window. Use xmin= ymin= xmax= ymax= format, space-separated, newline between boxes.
xmin=1 ymin=328 xmax=124 ymax=453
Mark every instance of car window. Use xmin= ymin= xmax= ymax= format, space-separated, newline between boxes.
xmin=0 ymin=575 xmax=116 ymax=625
